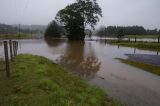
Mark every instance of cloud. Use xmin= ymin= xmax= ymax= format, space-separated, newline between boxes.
xmin=0 ymin=0 xmax=160 ymax=29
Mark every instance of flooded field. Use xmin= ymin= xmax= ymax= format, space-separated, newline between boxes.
xmin=0 ymin=39 xmax=160 ymax=106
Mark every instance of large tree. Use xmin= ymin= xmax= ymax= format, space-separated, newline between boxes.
xmin=55 ymin=0 xmax=102 ymax=40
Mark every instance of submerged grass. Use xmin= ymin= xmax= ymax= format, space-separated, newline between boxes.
xmin=0 ymin=34 xmax=33 ymax=39
xmin=0 ymin=54 xmax=121 ymax=106
xmin=118 ymin=58 xmax=160 ymax=76
xmin=124 ymin=35 xmax=159 ymax=39
xmin=112 ymin=41 xmax=160 ymax=51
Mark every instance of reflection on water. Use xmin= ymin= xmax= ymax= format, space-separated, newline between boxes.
xmin=45 ymin=38 xmax=65 ymax=47
xmin=0 ymin=39 xmax=160 ymax=106
xmin=46 ymin=40 xmax=101 ymax=79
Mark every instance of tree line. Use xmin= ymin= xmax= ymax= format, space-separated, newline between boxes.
xmin=0 ymin=23 xmax=42 ymax=35
xmin=96 ymin=26 xmax=160 ymax=37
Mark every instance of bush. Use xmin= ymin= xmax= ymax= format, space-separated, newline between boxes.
xmin=44 ymin=20 xmax=62 ymax=38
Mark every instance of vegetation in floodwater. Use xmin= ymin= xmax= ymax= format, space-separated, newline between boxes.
xmin=0 ymin=34 xmax=33 ymax=39
xmin=55 ymin=0 xmax=102 ymax=40
xmin=111 ymin=41 xmax=160 ymax=51
xmin=124 ymin=35 xmax=160 ymax=39
xmin=0 ymin=54 xmax=122 ymax=106
xmin=44 ymin=20 xmax=63 ymax=38
xmin=95 ymin=26 xmax=160 ymax=37
xmin=117 ymin=58 xmax=160 ymax=76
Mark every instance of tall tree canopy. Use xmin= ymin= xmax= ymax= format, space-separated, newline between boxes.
xmin=55 ymin=0 xmax=102 ymax=40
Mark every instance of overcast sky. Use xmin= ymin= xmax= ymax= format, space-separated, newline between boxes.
xmin=0 ymin=0 xmax=160 ymax=29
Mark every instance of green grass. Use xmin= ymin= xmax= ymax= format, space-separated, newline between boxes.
xmin=112 ymin=41 xmax=160 ymax=51
xmin=124 ymin=35 xmax=160 ymax=39
xmin=0 ymin=54 xmax=121 ymax=106
xmin=0 ymin=34 xmax=33 ymax=39
xmin=118 ymin=58 xmax=160 ymax=76
xmin=0 ymin=60 xmax=5 ymax=72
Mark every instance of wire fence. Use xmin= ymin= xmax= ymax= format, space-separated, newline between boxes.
xmin=0 ymin=40 xmax=18 ymax=77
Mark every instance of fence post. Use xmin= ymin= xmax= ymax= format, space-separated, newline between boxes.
xmin=15 ymin=41 xmax=18 ymax=55
xmin=13 ymin=41 xmax=15 ymax=56
xmin=13 ymin=41 xmax=16 ymax=56
xmin=157 ymin=51 xmax=159 ymax=56
xmin=134 ymin=48 xmax=136 ymax=54
xmin=16 ymin=41 xmax=18 ymax=55
xmin=9 ymin=40 xmax=13 ymax=61
xmin=4 ymin=41 xmax=10 ymax=77
xmin=128 ymin=38 xmax=130 ymax=42
xmin=135 ymin=37 xmax=137 ymax=43
xmin=17 ymin=41 xmax=18 ymax=50
xmin=15 ymin=41 xmax=17 ymax=56
xmin=158 ymin=37 xmax=160 ymax=43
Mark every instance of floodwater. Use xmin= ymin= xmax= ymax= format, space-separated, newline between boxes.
xmin=0 ymin=39 xmax=160 ymax=106
xmin=93 ymin=36 xmax=160 ymax=42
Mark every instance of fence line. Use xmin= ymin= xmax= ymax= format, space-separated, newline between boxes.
xmin=2 ymin=40 xmax=18 ymax=77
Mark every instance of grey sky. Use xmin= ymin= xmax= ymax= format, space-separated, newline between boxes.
xmin=0 ymin=0 xmax=160 ymax=29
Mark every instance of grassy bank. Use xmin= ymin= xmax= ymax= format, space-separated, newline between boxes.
xmin=118 ymin=58 xmax=160 ymax=76
xmin=0 ymin=60 xmax=4 ymax=72
xmin=112 ymin=41 xmax=160 ymax=51
xmin=0 ymin=54 xmax=120 ymax=106
xmin=0 ymin=34 xmax=33 ymax=39
xmin=124 ymin=35 xmax=160 ymax=39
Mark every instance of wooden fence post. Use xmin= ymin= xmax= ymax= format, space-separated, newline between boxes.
xmin=134 ymin=48 xmax=136 ymax=54
xmin=128 ymin=38 xmax=130 ymax=42
xmin=13 ymin=41 xmax=15 ymax=56
xmin=13 ymin=41 xmax=16 ymax=56
xmin=15 ymin=41 xmax=17 ymax=56
xmin=15 ymin=41 xmax=18 ymax=55
xmin=17 ymin=41 xmax=18 ymax=50
xmin=4 ymin=41 xmax=10 ymax=77
xmin=135 ymin=37 xmax=137 ymax=43
xmin=9 ymin=40 xmax=13 ymax=61
xmin=157 ymin=51 xmax=159 ymax=56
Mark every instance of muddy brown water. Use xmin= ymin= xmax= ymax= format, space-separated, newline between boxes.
xmin=0 ymin=39 xmax=160 ymax=106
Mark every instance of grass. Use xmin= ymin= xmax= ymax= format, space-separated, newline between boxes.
xmin=118 ymin=58 xmax=160 ymax=76
xmin=0 ymin=34 xmax=33 ymax=39
xmin=0 ymin=54 xmax=121 ymax=106
xmin=0 ymin=60 xmax=5 ymax=72
xmin=111 ymin=41 xmax=160 ymax=51
xmin=124 ymin=35 xmax=160 ymax=39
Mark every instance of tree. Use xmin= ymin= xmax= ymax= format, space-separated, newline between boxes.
xmin=157 ymin=30 xmax=160 ymax=35
xmin=44 ymin=20 xmax=62 ymax=38
xmin=117 ymin=29 xmax=124 ymax=40
xmin=55 ymin=0 xmax=102 ymax=40
xmin=95 ymin=25 xmax=150 ymax=37
xmin=96 ymin=26 xmax=106 ymax=37
xmin=85 ymin=29 xmax=92 ymax=39
xmin=88 ymin=30 xmax=92 ymax=39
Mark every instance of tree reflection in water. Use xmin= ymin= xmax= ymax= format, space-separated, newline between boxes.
xmin=55 ymin=41 xmax=101 ymax=79
xmin=45 ymin=38 xmax=66 ymax=47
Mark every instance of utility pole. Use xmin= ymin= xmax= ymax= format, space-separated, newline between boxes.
xmin=19 ymin=24 xmax=20 ymax=36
